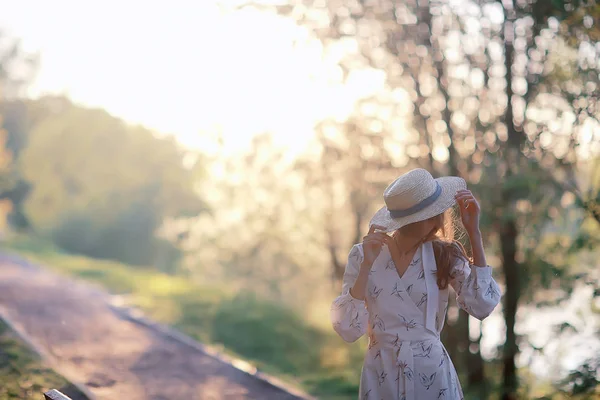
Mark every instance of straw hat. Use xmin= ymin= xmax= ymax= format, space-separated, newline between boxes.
xmin=369 ymin=168 xmax=466 ymax=232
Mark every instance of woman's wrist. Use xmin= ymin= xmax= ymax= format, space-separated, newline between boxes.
xmin=349 ymin=287 xmax=365 ymax=301
xmin=466 ymin=228 xmax=482 ymax=241
xmin=350 ymin=263 xmax=372 ymax=300
xmin=467 ymin=228 xmax=487 ymax=267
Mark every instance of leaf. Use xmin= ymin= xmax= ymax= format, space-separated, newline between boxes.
xmin=551 ymin=0 xmax=565 ymax=12
xmin=555 ymin=322 xmax=578 ymax=334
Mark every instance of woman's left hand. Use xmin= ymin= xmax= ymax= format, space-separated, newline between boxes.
xmin=455 ymin=189 xmax=481 ymax=235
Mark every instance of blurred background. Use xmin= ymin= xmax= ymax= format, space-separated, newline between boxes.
xmin=0 ymin=0 xmax=598 ymax=399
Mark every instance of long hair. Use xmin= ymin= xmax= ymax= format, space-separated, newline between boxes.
xmin=398 ymin=208 xmax=470 ymax=289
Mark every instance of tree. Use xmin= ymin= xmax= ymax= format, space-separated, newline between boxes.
xmin=238 ymin=0 xmax=599 ymax=396
xmin=295 ymin=112 xmax=401 ymax=285
xmin=16 ymin=96 xmax=206 ymax=270
xmin=0 ymin=34 xmax=37 ymax=232
xmin=186 ymin=133 xmax=337 ymax=306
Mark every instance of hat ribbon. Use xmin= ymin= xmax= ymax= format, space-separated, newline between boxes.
xmin=388 ymin=182 xmax=442 ymax=218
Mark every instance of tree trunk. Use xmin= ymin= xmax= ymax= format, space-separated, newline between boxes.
xmin=328 ymin=238 xmax=344 ymax=284
xmin=466 ymin=321 xmax=488 ymax=398
xmin=500 ymin=13 xmax=523 ymax=396
xmin=441 ymin=310 xmax=459 ymax=362
xmin=456 ymin=308 xmax=470 ymax=366
xmin=583 ymin=199 xmax=600 ymax=225
xmin=323 ymin=168 xmax=344 ymax=285
xmin=500 ymin=217 xmax=520 ymax=395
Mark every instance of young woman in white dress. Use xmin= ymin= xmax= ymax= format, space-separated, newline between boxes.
xmin=331 ymin=169 xmax=502 ymax=400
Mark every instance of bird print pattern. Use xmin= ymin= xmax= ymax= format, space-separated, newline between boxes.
xmin=398 ymin=315 xmax=417 ymax=331
xmin=372 ymin=314 xmax=386 ymax=331
xmin=398 ymin=360 xmax=414 ymax=381
xmin=370 ymin=285 xmax=383 ymax=300
xmin=419 ymin=372 xmax=437 ymax=390
xmin=414 ymin=342 xmax=433 ymax=358
xmin=392 ymin=333 xmax=401 ymax=348
xmin=416 ymin=293 xmax=428 ymax=307
xmin=391 ymin=282 xmax=405 ymax=300
xmin=330 ymin=242 xmax=501 ymax=400
xmin=485 ymin=281 xmax=500 ymax=299
xmin=377 ymin=371 xmax=387 ymax=386
xmin=404 ymin=263 xmax=430 ymax=313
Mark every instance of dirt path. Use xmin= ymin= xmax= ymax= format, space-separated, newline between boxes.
xmin=0 ymin=254 xmax=308 ymax=400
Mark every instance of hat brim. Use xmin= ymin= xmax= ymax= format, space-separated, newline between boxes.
xmin=369 ymin=176 xmax=467 ymax=233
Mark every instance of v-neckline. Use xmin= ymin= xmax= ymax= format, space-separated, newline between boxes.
xmin=388 ymin=244 xmax=421 ymax=280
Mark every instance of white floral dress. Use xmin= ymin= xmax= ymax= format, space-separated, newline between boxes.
xmin=330 ymin=241 xmax=501 ymax=400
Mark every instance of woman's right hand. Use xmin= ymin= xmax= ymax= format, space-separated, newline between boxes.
xmin=362 ymin=224 xmax=390 ymax=268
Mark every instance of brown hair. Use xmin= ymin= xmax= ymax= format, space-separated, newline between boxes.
xmin=398 ymin=208 xmax=470 ymax=289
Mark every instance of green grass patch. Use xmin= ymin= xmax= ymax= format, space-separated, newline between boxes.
xmin=1 ymin=235 xmax=363 ymax=399
xmin=0 ymin=319 xmax=87 ymax=400
xmin=4 ymin=235 xmax=592 ymax=399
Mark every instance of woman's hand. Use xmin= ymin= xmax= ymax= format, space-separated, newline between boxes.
xmin=455 ymin=189 xmax=481 ymax=236
xmin=455 ymin=189 xmax=487 ymax=267
xmin=350 ymin=224 xmax=390 ymax=300
xmin=362 ymin=224 xmax=390 ymax=268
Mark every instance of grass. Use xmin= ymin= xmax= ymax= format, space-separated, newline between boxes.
xmin=3 ymin=235 xmax=596 ymax=400
xmin=1 ymin=235 xmax=364 ymax=399
xmin=0 ymin=319 xmax=87 ymax=400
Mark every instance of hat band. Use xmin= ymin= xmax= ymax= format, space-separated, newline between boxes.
xmin=388 ymin=182 xmax=442 ymax=218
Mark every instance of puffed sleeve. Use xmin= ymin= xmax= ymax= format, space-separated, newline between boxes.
xmin=450 ymin=256 xmax=501 ymax=320
xmin=330 ymin=244 xmax=369 ymax=343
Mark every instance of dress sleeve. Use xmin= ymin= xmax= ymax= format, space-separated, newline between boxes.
xmin=450 ymin=256 xmax=502 ymax=320
xmin=330 ymin=244 xmax=369 ymax=343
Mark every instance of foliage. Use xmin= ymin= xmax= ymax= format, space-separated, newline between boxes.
xmin=240 ymin=0 xmax=600 ymax=397
xmin=0 ymin=34 xmax=37 ymax=231
xmin=212 ymin=293 xmax=324 ymax=374
xmin=0 ymin=2 xmax=598 ymax=398
xmin=187 ymin=133 xmax=333 ymax=306
xmin=6 ymin=96 xmax=207 ymax=271
xmin=1 ymin=234 xmax=364 ymax=398
xmin=6 ymin=234 xmax=598 ymax=399
xmin=557 ymin=356 xmax=600 ymax=397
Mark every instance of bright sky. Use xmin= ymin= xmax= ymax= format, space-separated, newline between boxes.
xmin=0 ymin=0 xmax=385 ymax=155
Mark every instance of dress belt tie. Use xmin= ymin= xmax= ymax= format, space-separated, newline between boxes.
xmin=396 ymin=341 xmax=415 ymax=400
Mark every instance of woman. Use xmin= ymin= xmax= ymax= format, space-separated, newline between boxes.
xmin=331 ymin=168 xmax=501 ymax=400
